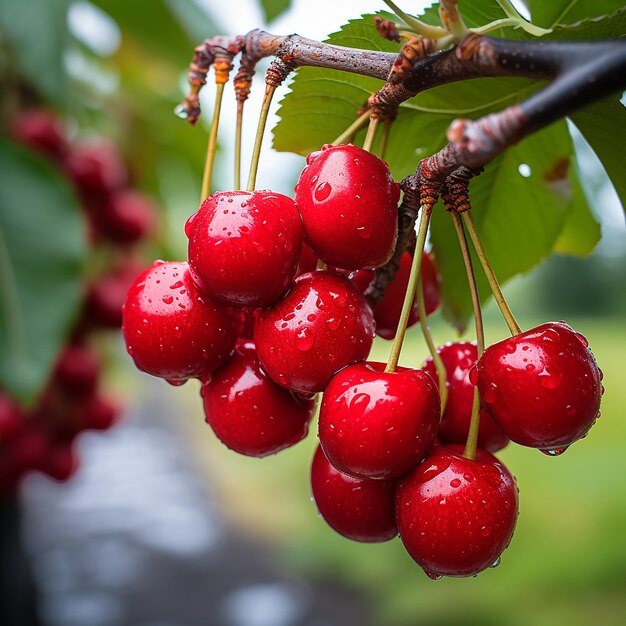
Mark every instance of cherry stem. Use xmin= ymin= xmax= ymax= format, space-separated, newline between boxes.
xmin=234 ymin=100 xmax=244 ymax=190
xmin=451 ymin=210 xmax=484 ymax=461
xmin=200 ymin=82 xmax=225 ymax=201
xmin=362 ymin=115 xmax=380 ymax=152
xmin=379 ymin=118 xmax=393 ymax=161
xmin=416 ymin=273 xmax=448 ymax=417
xmin=331 ymin=110 xmax=371 ymax=146
xmin=461 ymin=211 xmax=522 ymax=336
xmin=385 ymin=203 xmax=432 ymax=373
xmin=246 ymin=84 xmax=276 ymax=191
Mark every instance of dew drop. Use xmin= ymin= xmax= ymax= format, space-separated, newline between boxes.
xmin=601 ymin=385 xmax=605 ymax=396
xmin=564 ymin=404 xmax=577 ymax=417
xmin=504 ymin=342 xmax=516 ymax=354
xmin=184 ymin=212 xmax=198 ymax=238
xmin=482 ymin=382 xmax=498 ymax=404
xmin=423 ymin=569 xmax=443 ymax=581
xmin=326 ymin=317 xmax=341 ymax=331
xmin=295 ymin=328 xmax=314 ymax=351
xmin=356 ymin=226 xmax=370 ymax=239
xmin=166 ymin=379 xmax=187 ymax=387
xmin=314 ymin=182 xmax=332 ymax=201
xmin=596 ymin=410 xmax=602 ymax=419
xmin=525 ymin=363 xmax=536 ymax=372
xmin=489 ymin=557 xmax=501 ymax=568
xmin=540 ymin=447 xmax=569 ymax=457
xmin=480 ymin=526 xmax=491 ymax=537
xmin=574 ymin=332 xmax=589 ymax=348
xmin=349 ymin=392 xmax=371 ymax=417
xmin=468 ymin=365 xmax=478 ymax=385
xmin=598 ymin=368 xmax=604 ymax=381
xmin=162 ymin=295 xmax=174 ymax=305
xmin=539 ymin=370 xmax=562 ymax=389
xmin=170 ymin=281 xmax=184 ymax=290
xmin=450 ymin=478 xmax=461 ymax=488
xmin=542 ymin=328 xmax=560 ymax=342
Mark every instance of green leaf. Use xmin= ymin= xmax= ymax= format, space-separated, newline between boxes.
xmin=0 ymin=140 xmax=86 ymax=406
xmin=529 ymin=0 xmax=625 ymax=28
xmin=431 ymin=122 xmax=576 ymax=330
xmin=259 ymin=0 xmax=291 ymax=23
xmin=570 ymin=98 xmax=626 ymax=214
xmin=0 ymin=0 xmax=71 ymax=103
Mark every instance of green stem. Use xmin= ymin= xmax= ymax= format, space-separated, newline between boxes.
xmin=381 ymin=0 xmax=449 ymax=38
xmin=331 ymin=110 xmax=371 ymax=146
xmin=461 ymin=211 xmax=522 ymax=336
xmin=439 ymin=0 xmax=469 ymax=40
xmin=385 ymin=204 xmax=432 ymax=373
xmin=379 ymin=118 xmax=393 ymax=161
xmin=495 ymin=0 xmax=552 ymax=35
xmin=246 ymin=84 xmax=276 ymax=192
xmin=200 ymin=82 xmax=225 ymax=201
xmin=417 ymin=273 xmax=448 ymax=416
xmin=362 ymin=115 xmax=380 ymax=152
xmin=471 ymin=18 xmax=518 ymax=34
xmin=234 ymin=100 xmax=244 ymax=190
xmin=450 ymin=210 xmax=484 ymax=461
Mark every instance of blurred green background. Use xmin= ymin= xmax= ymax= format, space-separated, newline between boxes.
xmin=1 ymin=1 xmax=625 ymax=625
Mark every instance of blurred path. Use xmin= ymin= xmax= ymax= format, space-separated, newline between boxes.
xmin=20 ymin=384 xmax=370 ymax=626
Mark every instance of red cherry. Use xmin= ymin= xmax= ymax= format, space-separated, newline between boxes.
xmin=79 ymin=394 xmax=119 ymax=431
xmin=96 ymin=190 xmax=157 ymax=244
xmin=187 ymin=190 xmax=303 ymax=308
xmin=254 ymin=271 xmax=375 ymax=394
xmin=0 ymin=393 xmax=24 ymax=440
xmin=396 ymin=445 xmax=519 ymax=578
xmin=373 ymin=251 xmax=440 ymax=340
xmin=10 ymin=422 xmax=49 ymax=472
xmin=42 ymin=442 xmax=78 ymax=482
xmin=54 ymin=344 xmax=100 ymax=396
xmin=10 ymin=109 xmax=67 ymax=159
xmin=122 ymin=260 xmax=237 ymax=381
xmin=422 ymin=342 xmax=508 ymax=453
xmin=311 ymin=445 xmax=397 ymax=542
xmin=296 ymin=244 xmax=318 ymax=276
xmin=318 ymin=362 xmax=439 ymax=479
xmin=64 ymin=138 xmax=127 ymax=194
xmin=295 ymin=144 xmax=399 ymax=270
xmin=202 ymin=340 xmax=314 ymax=457
xmin=476 ymin=321 xmax=602 ymax=450
xmin=84 ymin=261 xmax=144 ymax=329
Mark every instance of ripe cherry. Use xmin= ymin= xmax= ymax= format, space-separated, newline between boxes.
xmin=422 ymin=342 xmax=508 ymax=452
xmin=371 ymin=251 xmax=440 ymax=340
xmin=79 ymin=394 xmax=119 ymax=431
xmin=0 ymin=393 xmax=24 ymax=440
xmin=254 ymin=271 xmax=375 ymax=394
xmin=187 ymin=190 xmax=303 ymax=308
xmin=53 ymin=344 xmax=100 ymax=396
xmin=202 ymin=340 xmax=314 ymax=457
xmin=96 ymin=190 xmax=157 ymax=245
xmin=311 ymin=445 xmax=397 ymax=542
xmin=122 ymin=260 xmax=237 ymax=381
xmin=295 ymin=144 xmax=399 ymax=270
xmin=476 ymin=321 xmax=602 ymax=450
xmin=318 ymin=362 xmax=439 ymax=479
xmin=42 ymin=443 xmax=78 ymax=482
xmin=65 ymin=138 xmax=127 ymax=194
xmin=396 ymin=444 xmax=518 ymax=578
xmin=10 ymin=109 xmax=67 ymax=159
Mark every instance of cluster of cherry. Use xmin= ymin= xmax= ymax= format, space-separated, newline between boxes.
xmin=122 ymin=144 xmax=602 ymax=578
xmin=0 ymin=110 xmax=157 ymax=491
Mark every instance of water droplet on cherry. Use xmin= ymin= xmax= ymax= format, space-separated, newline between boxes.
xmin=295 ymin=328 xmax=314 ymax=351
xmin=314 ymin=182 xmax=332 ymax=201
xmin=540 ymin=447 xmax=568 ymax=457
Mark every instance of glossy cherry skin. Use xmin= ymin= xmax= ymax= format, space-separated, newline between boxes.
xmin=187 ymin=190 xmax=303 ymax=308
xmin=295 ymin=144 xmax=399 ymax=270
xmin=422 ymin=342 xmax=508 ymax=453
xmin=371 ymin=251 xmax=440 ymax=340
xmin=122 ymin=260 xmax=237 ymax=381
xmin=311 ymin=445 xmax=398 ymax=542
xmin=396 ymin=445 xmax=519 ymax=578
xmin=254 ymin=271 xmax=375 ymax=394
xmin=202 ymin=340 xmax=314 ymax=457
xmin=318 ymin=362 xmax=439 ymax=480
xmin=476 ymin=321 xmax=602 ymax=450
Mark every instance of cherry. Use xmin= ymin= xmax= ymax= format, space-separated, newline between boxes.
xmin=202 ymin=340 xmax=314 ymax=457
xmin=318 ymin=362 xmax=439 ymax=479
xmin=42 ymin=442 xmax=78 ymax=482
xmin=295 ymin=144 xmax=399 ymax=270
xmin=79 ymin=394 xmax=119 ymax=431
xmin=476 ymin=321 xmax=602 ymax=450
xmin=254 ymin=271 xmax=375 ymax=394
xmin=0 ymin=393 xmax=24 ymax=440
xmin=65 ymin=138 xmax=127 ymax=194
xmin=53 ymin=344 xmax=100 ymax=396
xmin=396 ymin=444 xmax=518 ymax=578
xmin=122 ymin=260 xmax=237 ymax=381
xmin=187 ymin=190 xmax=304 ymax=308
xmin=310 ymin=444 xmax=397 ymax=542
xmin=422 ymin=342 xmax=508 ymax=452
xmin=96 ymin=190 xmax=157 ymax=244
xmin=10 ymin=109 xmax=67 ymax=159
xmin=372 ymin=251 xmax=440 ymax=340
